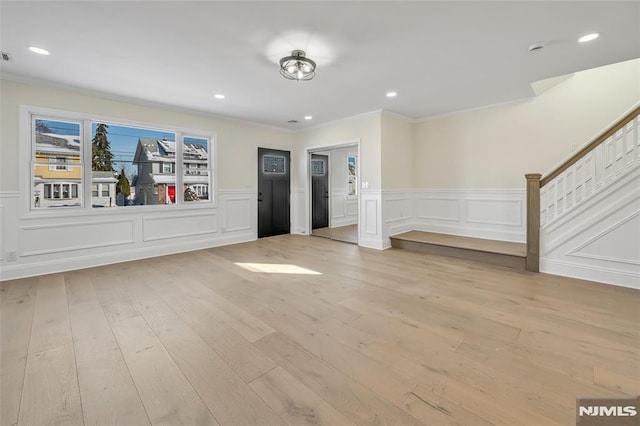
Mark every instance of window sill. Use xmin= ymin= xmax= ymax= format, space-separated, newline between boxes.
xmin=21 ymin=200 xmax=217 ymax=221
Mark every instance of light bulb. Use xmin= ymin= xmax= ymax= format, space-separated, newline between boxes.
xmin=297 ymin=70 xmax=303 ymax=79
xmin=28 ymin=46 xmax=50 ymax=55
xmin=578 ymin=33 xmax=599 ymax=43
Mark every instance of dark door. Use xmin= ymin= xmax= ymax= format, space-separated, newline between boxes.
xmin=258 ymin=148 xmax=290 ymax=238
xmin=311 ymin=154 xmax=329 ymax=230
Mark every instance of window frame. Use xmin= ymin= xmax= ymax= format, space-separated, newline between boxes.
xmin=20 ymin=105 xmax=217 ymax=218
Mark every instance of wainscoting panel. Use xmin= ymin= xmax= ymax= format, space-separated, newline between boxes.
xmin=222 ymin=195 xmax=253 ymax=233
xmin=331 ymin=190 xmax=358 ymax=227
xmin=332 ymin=196 xmax=346 ymax=219
xmin=0 ymin=189 xmax=257 ymax=280
xmin=346 ymin=200 xmax=358 ymax=216
xmin=143 ymin=212 xmax=217 ymax=242
xmin=411 ymin=190 xmax=526 ymax=243
xmin=359 ymin=190 xmax=386 ymax=249
xmin=415 ymin=197 xmax=460 ymax=221
xmin=0 ymin=193 xmax=18 ymax=268
xmin=364 ymin=200 xmax=377 ymax=235
xmin=382 ymin=191 xmax=414 ymax=239
xmin=466 ymin=198 xmax=523 ymax=227
xmin=21 ymin=219 xmax=135 ymax=256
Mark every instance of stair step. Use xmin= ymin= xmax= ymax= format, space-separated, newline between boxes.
xmin=390 ymin=231 xmax=526 ymax=270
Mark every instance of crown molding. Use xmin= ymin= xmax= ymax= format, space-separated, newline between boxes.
xmin=380 ymin=110 xmax=415 ymax=122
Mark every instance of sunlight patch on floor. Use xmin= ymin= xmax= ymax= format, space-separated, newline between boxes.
xmin=234 ymin=262 xmax=322 ymax=275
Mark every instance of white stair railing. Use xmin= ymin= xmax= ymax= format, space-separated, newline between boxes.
xmin=541 ymin=114 xmax=639 ymax=226
xmin=525 ymin=105 xmax=640 ymax=272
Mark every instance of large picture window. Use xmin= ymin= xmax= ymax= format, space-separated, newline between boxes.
xmin=29 ymin=110 xmax=214 ymax=211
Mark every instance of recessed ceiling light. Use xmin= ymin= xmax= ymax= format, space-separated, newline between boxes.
xmin=386 ymin=92 xmax=397 ymax=98
xmin=304 ymin=116 xmax=312 ymax=120
xmin=578 ymin=33 xmax=599 ymax=43
xmin=214 ymin=94 xmax=225 ymax=99
xmin=28 ymin=46 xmax=50 ymax=55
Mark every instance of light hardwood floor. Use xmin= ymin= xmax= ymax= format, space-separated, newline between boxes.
xmin=1 ymin=234 xmax=638 ymax=425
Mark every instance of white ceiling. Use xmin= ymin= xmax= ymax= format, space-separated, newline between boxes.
xmin=1 ymin=1 xmax=639 ymax=129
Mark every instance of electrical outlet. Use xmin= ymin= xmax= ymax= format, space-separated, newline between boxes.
xmin=6 ymin=250 xmax=17 ymax=262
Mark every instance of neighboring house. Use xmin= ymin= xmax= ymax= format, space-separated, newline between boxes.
xmin=133 ymin=138 xmax=208 ymax=205
xmin=34 ymin=133 xmax=82 ymax=208
xmin=91 ymin=171 xmax=117 ymax=208
xmin=34 ymin=133 xmax=121 ymax=209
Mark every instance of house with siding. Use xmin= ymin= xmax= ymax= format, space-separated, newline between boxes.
xmin=133 ymin=138 xmax=209 ymax=205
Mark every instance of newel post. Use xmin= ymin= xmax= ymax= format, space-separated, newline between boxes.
xmin=525 ymin=173 xmax=542 ymax=272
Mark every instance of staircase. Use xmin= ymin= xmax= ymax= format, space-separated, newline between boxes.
xmin=390 ymin=231 xmax=526 ymax=270
xmin=525 ymin=105 xmax=640 ymax=270
xmin=525 ymin=104 xmax=640 ymax=287
xmin=388 ymin=104 xmax=639 ymax=283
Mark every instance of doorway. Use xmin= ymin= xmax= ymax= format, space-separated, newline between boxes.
xmin=257 ymin=148 xmax=290 ymax=238
xmin=309 ymin=143 xmax=359 ymax=244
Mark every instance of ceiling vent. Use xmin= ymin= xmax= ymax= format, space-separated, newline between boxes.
xmin=287 ymin=120 xmax=298 ymax=124
xmin=1 ymin=52 xmax=13 ymax=62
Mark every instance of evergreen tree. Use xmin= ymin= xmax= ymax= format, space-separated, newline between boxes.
xmin=92 ymin=123 xmax=114 ymax=171
xmin=184 ymin=187 xmax=199 ymax=202
xmin=116 ymin=168 xmax=131 ymax=197
xmin=35 ymin=121 xmax=52 ymax=133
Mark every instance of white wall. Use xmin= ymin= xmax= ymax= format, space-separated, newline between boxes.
xmin=0 ymin=79 xmax=294 ymax=280
xmin=412 ymin=58 xmax=640 ymax=189
xmin=381 ymin=112 xmax=413 ymax=190
xmin=293 ymin=112 xmax=381 ymax=191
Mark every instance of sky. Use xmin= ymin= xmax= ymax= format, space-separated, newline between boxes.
xmin=37 ymin=119 xmax=208 ymax=178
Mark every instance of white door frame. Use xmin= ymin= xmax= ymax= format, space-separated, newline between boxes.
xmin=305 ymin=139 xmax=360 ymax=238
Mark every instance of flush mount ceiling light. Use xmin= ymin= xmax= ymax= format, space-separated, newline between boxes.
xmin=578 ymin=33 xmax=599 ymax=43
xmin=279 ymin=50 xmax=316 ymax=81
xmin=28 ymin=45 xmax=50 ymax=55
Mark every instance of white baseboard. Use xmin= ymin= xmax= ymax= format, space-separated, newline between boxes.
xmin=358 ymin=236 xmax=391 ymax=250
xmin=541 ymin=259 xmax=640 ymax=290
